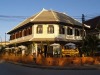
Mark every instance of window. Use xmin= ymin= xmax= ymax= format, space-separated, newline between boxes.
xmin=37 ymin=25 xmax=43 ymax=34
xmin=24 ymin=29 xmax=27 ymax=36
xmin=29 ymin=26 xmax=32 ymax=35
xmin=10 ymin=35 xmax=12 ymax=40
xmin=19 ymin=30 xmax=22 ymax=37
xmin=26 ymin=28 xmax=29 ymax=35
xmin=16 ymin=32 xmax=19 ymax=38
xmin=75 ymin=29 xmax=79 ymax=36
xmin=67 ymin=27 xmax=73 ymax=35
xmin=47 ymin=25 xmax=54 ymax=33
xmin=80 ymin=29 xmax=83 ymax=36
xmin=13 ymin=33 xmax=15 ymax=39
xmin=59 ymin=26 xmax=65 ymax=34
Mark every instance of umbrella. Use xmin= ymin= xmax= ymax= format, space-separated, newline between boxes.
xmin=5 ymin=47 xmax=11 ymax=50
xmin=65 ymin=43 xmax=75 ymax=46
xmin=50 ymin=43 xmax=60 ymax=46
xmin=11 ymin=47 xmax=15 ymax=49
xmin=18 ymin=45 xmax=27 ymax=50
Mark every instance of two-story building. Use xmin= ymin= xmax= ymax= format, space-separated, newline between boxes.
xmin=7 ymin=9 xmax=84 ymax=57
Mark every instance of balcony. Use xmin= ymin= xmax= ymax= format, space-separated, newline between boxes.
xmin=10 ymin=35 xmax=33 ymax=44
xmin=66 ymin=35 xmax=82 ymax=40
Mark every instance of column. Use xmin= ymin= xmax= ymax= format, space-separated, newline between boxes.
xmin=35 ymin=43 xmax=38 ymax=57
xmin=72 ymin=28 xmax=75 ymax=39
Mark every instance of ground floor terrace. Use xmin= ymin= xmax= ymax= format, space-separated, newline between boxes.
xmin=4 ymin=40 xmax=81 ymax=58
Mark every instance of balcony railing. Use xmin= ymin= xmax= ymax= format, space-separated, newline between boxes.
xmin=10 ymin=35 xmax=33 ymax=44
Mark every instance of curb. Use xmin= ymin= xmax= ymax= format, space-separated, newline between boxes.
xmin=8 ymin=62 xmax=100 ymax=70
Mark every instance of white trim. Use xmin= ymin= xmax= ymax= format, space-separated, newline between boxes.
xmin=51 ymin=10 xmax=59 ymax=21
xmin=29 ymin=37 xmax=34 ymax=41
xmin=84 ymin=24 xmax=90 ymax=28
xmin=30 ymin=8 xmax=47 ymax=21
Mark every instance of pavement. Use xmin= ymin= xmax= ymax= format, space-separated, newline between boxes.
xmin=8 ymin=61 xmax=100 ymax=70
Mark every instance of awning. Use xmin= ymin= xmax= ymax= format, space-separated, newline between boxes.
xmin=11 ymin=47 xmax=15 ymax=49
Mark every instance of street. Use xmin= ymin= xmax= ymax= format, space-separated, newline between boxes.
xmin=0 ymin=60 xmax=100 ymax=75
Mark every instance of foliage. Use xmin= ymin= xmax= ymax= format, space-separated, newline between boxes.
xmin=82 ymin=34 xmax=99 ymax=56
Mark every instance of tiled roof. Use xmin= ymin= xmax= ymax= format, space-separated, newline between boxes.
xmin=7 ymin=9 xmax=82 ymax=34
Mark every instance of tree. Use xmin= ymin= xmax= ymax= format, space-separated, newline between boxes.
xmin=82 ymin=34 xmax=99 ymax=56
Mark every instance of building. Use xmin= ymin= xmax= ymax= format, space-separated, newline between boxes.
xmin=0 ymin=41 xmax=10 ymax=46
xmin=85 ymin=16 xmax=100 ymax=56
xmin=7 ymin=9 xmax=84 ymax=57
xmin=84 ymin=16 xmax=100 ymax=39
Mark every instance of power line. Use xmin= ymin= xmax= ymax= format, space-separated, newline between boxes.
xmin=0 ymin=15 xmax=29 ymax=22
xmin=0 ymin=14 xmax=99 ymax=22
xmin=0 ymin=15 xmax=29 ymax=19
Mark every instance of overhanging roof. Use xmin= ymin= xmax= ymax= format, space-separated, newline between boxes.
xmin=7 ymin=9 xmax=82 ymax=34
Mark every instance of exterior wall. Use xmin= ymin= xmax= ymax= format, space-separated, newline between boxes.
xmin=33 ymin=24 xmax=59 ymax=39
xmin=33 ymin=24 xmax=82 ymax=41
xmin=9 ymin=24 xmax=82 ymax=44
xmin=65 ymin=27 xmax=82 ymax=40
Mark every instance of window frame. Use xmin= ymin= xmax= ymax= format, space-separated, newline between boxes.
xmin=67 ymin=27 xmax=73 ymax=35
xmin=59 ymin=26 xmax=65 ymax=34
xmin=37 ymin=25 xmax=43 ymax=34
xmin=47 ymin=25 xmax=54 ymax=34
xmin=75 ymin=28 xmax=80 ymax=36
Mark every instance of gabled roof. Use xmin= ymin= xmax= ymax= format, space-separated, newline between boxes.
xmin=7 ymin=9 xmax=82 ymax=34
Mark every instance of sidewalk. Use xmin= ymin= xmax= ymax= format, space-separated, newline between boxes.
xmin=8 ymin=61 xmax=100 ymax=70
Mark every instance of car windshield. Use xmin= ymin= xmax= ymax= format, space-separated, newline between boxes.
xmin=64 ymin=45 xmax=76 ymax=49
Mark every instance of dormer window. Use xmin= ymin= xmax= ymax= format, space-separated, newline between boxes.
xmin=37 ymin=25 xmax=43 ymax=34
xmin=47 ymin=25 xmax=54 ymax=34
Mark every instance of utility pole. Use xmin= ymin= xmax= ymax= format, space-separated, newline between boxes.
xmin=81 ymin=14 xmax=85 ymax=47
xmin=82 ymin=14 xmax=85 ymax=39
xmin=80 ymin=14 xmax=85 ymax=65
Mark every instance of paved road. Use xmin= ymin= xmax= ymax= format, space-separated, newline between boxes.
xmin=0 ymin=60 xmax=100 ymax=75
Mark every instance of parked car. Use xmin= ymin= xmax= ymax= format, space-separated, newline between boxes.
xmin=62 ymin=43 xmax=79 ymax=57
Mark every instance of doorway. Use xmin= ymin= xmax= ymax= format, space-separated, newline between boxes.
xmin=44 ymin=45 xmax=47 ymax=57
